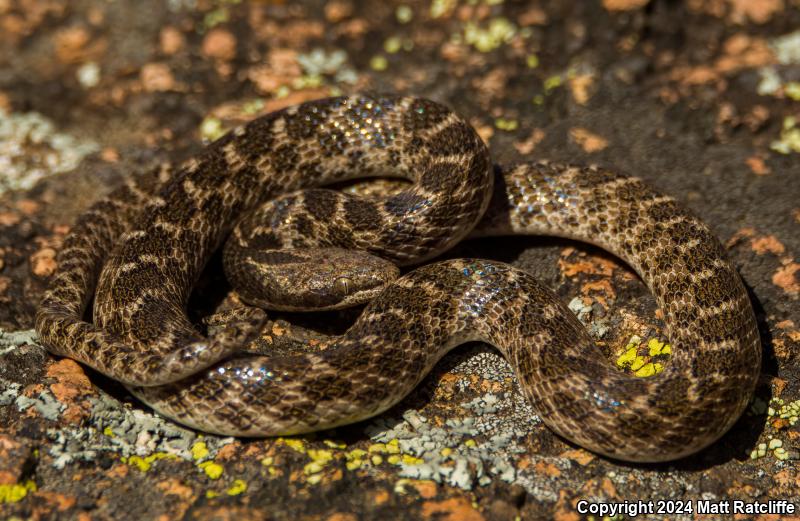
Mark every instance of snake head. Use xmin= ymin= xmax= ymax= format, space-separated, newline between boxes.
xmin=226 ymin=246 xmax=400 ymax=311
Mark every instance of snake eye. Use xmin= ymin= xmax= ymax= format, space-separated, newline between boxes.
xmin=333 ymin=277 xmax=353 ymax=296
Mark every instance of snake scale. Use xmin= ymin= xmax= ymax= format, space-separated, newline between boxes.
xmin=35 ymin=94 xmax=761 ymax=462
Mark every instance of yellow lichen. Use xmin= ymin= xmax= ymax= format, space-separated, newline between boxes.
xmin=616 ymin=346 xmax=640 ymax=368
xmin=384 ymin=36 xmax=403 ymax=54
xmin=617 ymin=336 xmax=669 ymax=377
xmin=323 ymin=440 xmax=346 ymax=449
xmin=280 ymin=438 xmax=306 ymax=453
xmin=394 ymin=478 xmax=412 ymax=495
xmin=647 ymin=338 xmax=671 ymax=356
xmin=128 ymin=452 xmax=177 ymax=472
xmin=103 ymin=426 xmax=115 ymax=437
xmin=0 ymin=480 xmax=36 ymax=504
xmin=191 ymin=441 xmax=209 ymax=461
xmin=369 ymin=55 xmax=388 ymax=71
xmin=304 ymin=449 xmax=335 ymax=475
xmin=199 ymin=461 xmax=224 ymax=480
xmin=786 ymin=82 xmax=800 ymax=101
xmin=226 ymin=479 xmax=248 ymax=496
xmin=308 ymin=449 xmax=333 ymax=462
xmin=634 ymin=362 xmax=664 ymax=377
xmin=346 ymin=449 xmax=367 ymax=470
xmin=543 ymin=75 xmax=563 ymax=92
xmin=494 ymin=118 xmax=518 ymax=131
xmin=303 ymin=461 xmax=326 ymax=475
xmin=402 ymin=454 xmax=425 ymax=465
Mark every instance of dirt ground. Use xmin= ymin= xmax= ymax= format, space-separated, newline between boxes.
xmin=1 ymin=0 xmax=799 ymax=519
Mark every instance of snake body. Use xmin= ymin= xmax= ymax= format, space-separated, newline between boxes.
xmin=35 ymin=94 xmax=761 ymax=462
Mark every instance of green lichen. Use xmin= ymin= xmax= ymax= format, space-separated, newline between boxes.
xmin=749 ymin=439 xmax=789 ymax=460
xmin=771 ymin=116 xmax=800 ymax=154
xmin=202 ymin=6 xmax=230 ymax=30
xmin=384 ymin=36 xmax=403 ymax=54
xmin=463 ymin=18 xmax=516 ymax=52
xmin=785 ymin=82 xmax=800 ymax=100
xmin=543 ymin=74 xmax=563 ymax=92
xmin=242 ymin=99 xmax=265 ymax=115
xmin=200 ymin=117 xmax=225 ymax=142
xmin=771 ymin=397 xmax=800 ymax=425
xmin=430 ymin=0 xmax=457 ymax=18
xmin=369 ymin=55 xmax=388 ymax=71
xmin=396 ymin=5 xmax=413 ymax=23
xmin=494 ymin=118 xmax=518 ymax=131
xmin=291 ymin=74 xmax=324 ymax=90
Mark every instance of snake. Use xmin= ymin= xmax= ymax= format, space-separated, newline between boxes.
xmin=34 ymin=94 xmax=761 ymax=462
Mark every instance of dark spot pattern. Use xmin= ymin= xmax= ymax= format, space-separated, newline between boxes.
xmin=35 ymin=97 xmax=759 ymax=464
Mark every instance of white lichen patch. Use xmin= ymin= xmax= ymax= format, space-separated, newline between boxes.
xmin=0 ymin=109 xmax=99 ymax=195
xmin=365 ymin=347 xmax=537 ymax=491
xmin=296 ymin=48 xmax=358 ymax=87
xmin=1 ymin=330 xmax=235 ymax=471
xmin=771 ymin=30 xmax=800 ymax=65
xmin=0 ymin=328 xmax=37 ymax=356
xmin=46 ymin=391 xmax=236 ymax=469
xmin=0 ymin=331 xmax=67 ymax=421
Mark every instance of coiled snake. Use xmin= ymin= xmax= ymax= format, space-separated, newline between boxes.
xmin=35 ymin=94 xmax=761 ymax=462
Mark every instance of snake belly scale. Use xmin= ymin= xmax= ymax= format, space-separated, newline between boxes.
xmin=35 ymin=94 xmax=761 ymax=462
